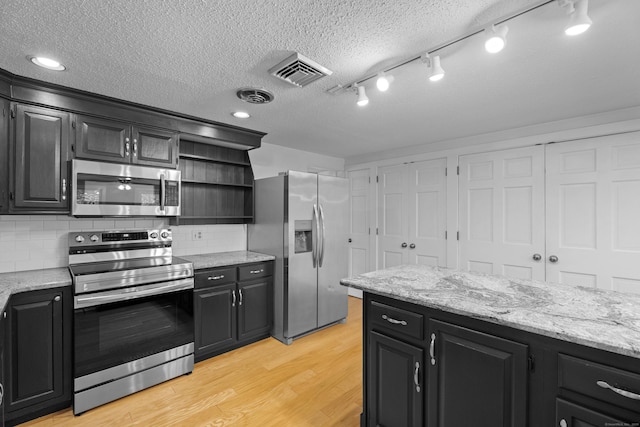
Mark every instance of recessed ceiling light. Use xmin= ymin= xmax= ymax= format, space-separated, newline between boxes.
xmin=29 ymin=56 xmax=66 ymax=71
xmin=232 ymin=111 xmax=251 ymax=119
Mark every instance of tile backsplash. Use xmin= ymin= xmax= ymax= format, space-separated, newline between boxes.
xmin=0 ymin=215 xmax=246 ymax=273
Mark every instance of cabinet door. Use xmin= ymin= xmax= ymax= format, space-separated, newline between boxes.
xmin=0 ymin=99 xmax=9 ymax=212
xmin=556 ymin=398 xmax=624 ymax=426
xmin=378 ymin=164 xmax=409 ymax=269
xmin=427 ymin=319 xmax=528 ymax=427
xmin=237 ymin=278 xmax=272 ymax=341
xmin=194 ymin=283 xmax=236 ymax=358
xmin=4 ymin=289 xmax=64 ymax=413
xmin=132 ymin=126 xmax=178 ymax=167
xmin=75 ymin=115 xmax=131 ymax=163
xmin=13 ymin=104 xmax=70 ymax=210
xmin=368 ymin=331 xmax=423 ymax=427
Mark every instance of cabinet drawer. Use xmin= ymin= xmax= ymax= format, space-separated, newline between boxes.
xmin=370 ymin=300 xmax=424 ymax=340
xmin=238 ymin=262 xmax=273 ymax=281
xmin=558 ymin=353 xmax=640 ymax=412
xmin=195 ymin=267 xmax=237 ymax=289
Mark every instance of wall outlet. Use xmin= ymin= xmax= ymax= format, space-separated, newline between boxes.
xmin=192 ymin=230 xmax=203 ymax=240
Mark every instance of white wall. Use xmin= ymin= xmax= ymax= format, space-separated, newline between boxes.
xmin=249 ymin=142 xmax=345 ymax=179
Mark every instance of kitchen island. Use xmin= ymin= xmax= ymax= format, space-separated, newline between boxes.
xmin=341 ymin=265 xmax=640 ymax=427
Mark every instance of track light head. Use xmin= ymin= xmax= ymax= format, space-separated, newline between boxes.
xmin=355 ymin=84 xmax=369 ymax=106
xmin=484 ymin=24 xmax=509 ymax=53
xmin=423 ymin=54 xmax=445 ymax=82
xmin=376 ymin=72 xmax=395 ymax=92
xmin=562 ymin=0 xmax=592 ymax=36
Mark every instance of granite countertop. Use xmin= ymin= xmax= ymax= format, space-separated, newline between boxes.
xmin=341 ymin=264 xmax=640 ymax=359
xmin=177 ymin=251 xmax=275 ymax=270
xmin=0 ymin=267 xmax=72 ymax=313
xmin=0 ymin=251 xmax=274 ymax=313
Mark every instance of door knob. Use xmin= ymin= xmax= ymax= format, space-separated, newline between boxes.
xmin=348 ymin=238 xmax=352 ymax=243
xmin=549 ymin=255 xmax=559 ymax=263
xmin=532 ymin=253 xmax=542 ymax=261
xmin=409 ymin=243 xmax=416 ymax=249
xmin=401 ymin=242 xmax=408 ymax=248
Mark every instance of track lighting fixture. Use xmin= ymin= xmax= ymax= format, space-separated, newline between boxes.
xmin=423 ymin=54 xmax=445 ymax=82
xmin=560 ymin=0 xmax=592 ymax=36
xmin=376 ymin=72 xmax=394 ymax=92
xmin=328 ymin=0 xmax=597 ymax=107
xmin=355 ymin=84 xmax=369 ymax=106
xmin=484 ymin=24 xmax=509 ymax=53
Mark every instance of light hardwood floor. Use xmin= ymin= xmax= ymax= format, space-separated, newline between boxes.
xmin=22 ymin=296 xmax=363 ymax=427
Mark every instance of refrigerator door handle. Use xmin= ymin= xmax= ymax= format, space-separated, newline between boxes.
xmin=312 ymin=204 xmax=319 ymax=268
xmin=318 ymin=204 xmax=326 ymax=267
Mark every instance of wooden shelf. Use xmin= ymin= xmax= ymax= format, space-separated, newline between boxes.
xmin=179 ymin=153 xmax=250 ymax=167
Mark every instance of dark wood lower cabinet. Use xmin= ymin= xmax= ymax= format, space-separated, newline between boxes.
xmin=427 ymin=319 xmax=528 ymax=427
xmin=3 ymin=287 xmax=72 ymax=426
xmin=368 ymin=331 xmax=423 ymax=427
xmin=194 ymin=262 xmax=273 ymax=362
xmin=363 ymin=292 xmax=640 ymax=427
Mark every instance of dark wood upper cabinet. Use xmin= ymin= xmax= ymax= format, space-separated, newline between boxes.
xmin=12 ymin=103 xmax=70 ymax=211
xmin=0 ymin=98 xmax=9 ymax=212
xmin=75 ymin=115 xmax=178 ymax=167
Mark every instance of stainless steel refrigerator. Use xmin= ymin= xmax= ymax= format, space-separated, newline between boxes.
xmin=248 ymin=171 xmax=348 ymax=344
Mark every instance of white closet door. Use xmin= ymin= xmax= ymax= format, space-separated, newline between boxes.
xmin=407 ymin=159 xmax=447 ymax=266
xmin=378 ymin=164 xmax=409 ymax=269
xmin=459 ymin=146 xmax=546 ymax=280
xmin=348 ymin=168 xmax=371 ymax=278
xmin=546 ymin=132 xmax=640 ymax=292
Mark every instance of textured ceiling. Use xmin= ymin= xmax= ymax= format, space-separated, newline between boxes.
xmin=1 ymin=0 xmax=639 ymax=161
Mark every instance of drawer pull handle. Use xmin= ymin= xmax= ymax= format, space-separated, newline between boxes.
xmin=207 ymin=275 xmax=225 ymax=280
xmin=381 ymin=314 xmax=407 ymax=325
xmin=429 ymin=333 xmax=436 ymax=365
xmin=596 ymin=380 xmax=640 ymax=400
xmin=414 ymin=362 xmax=421 ymax=393
xmin=250 ymin=269 xmax=264 ymax=274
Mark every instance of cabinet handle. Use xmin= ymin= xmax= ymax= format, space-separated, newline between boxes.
xmin=239 ymin=289 xmax=243 ymax=306
xmin=62 ymin=178 xmax=67 ymax=201
xmin=249 ymin=269 xmax=264 ymax=274
xmin=54 ymin=295 xmax=61 ymax=302
xmin=231 ymin=290 xmax=236 ymax=307
xmin=559 ymin=419 xmax=567 ymax=427
xmin=0 ymin=383 xmax=4 ymax=406
xmin=413 ymin=362 xmax=421 ymax=393
xmin=133 ymin=139 xmax=138 ymax=157
xmin=429 ymin=333 xmax=436 ymax=365
xmin=597 ymin=380 xmax=640 ymax=400
xmin=125 ymin=138 xmax=130 ymax=157
xmin=207 ymin=275 xmax=224 ymax=280
xmin=381 ymin=314 xmax=407 ymax=326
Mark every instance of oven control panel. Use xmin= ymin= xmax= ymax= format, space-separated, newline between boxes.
xmin=68 ymin=229 xmax=172 ymax=248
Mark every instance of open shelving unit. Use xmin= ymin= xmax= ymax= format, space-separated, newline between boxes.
xmin=174 ymin=140 xmax=254 ymax=225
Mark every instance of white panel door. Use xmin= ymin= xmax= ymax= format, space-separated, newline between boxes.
xmin=348 ymin=168 xmax=371 ymax=278
xmin=546 ymin=132 xmax=640 ymax=292
xmin=378 ymin=164 xmax=408 ymax=269
xmin=459 ymin=146 xmax=545 ymax=280
xmin=407 ymin=159 xmax=447 ymax=266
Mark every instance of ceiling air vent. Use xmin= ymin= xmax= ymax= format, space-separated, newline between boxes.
xmin=236 ymin=88 xmax=275 ymax=104
xmin=269 ymin=53 xmax=333 ymax=88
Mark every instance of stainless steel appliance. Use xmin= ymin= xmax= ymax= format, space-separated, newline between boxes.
xmin=68 ymin=229 xmax=194 ymax=415
xmin=71 ymin=159 xmax=181 ymax=216
xmin=248 ymin=171 xmax=348 ymax=344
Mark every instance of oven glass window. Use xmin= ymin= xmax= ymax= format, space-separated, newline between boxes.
xmin=74 ymin=290 xmax=193 ymax=378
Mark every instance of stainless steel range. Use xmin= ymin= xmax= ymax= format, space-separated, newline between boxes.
xmin=68 ymin=228 xmax=194 ymax=415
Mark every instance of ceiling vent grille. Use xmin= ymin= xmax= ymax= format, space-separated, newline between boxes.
xmin=236 ymin=88 xmax=275 ymax=104
xmin=269 ymin=53 xmax=333 ymax=88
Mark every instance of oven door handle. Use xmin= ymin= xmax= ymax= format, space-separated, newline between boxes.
xmin=74 ymin=278 xmax=193 ymax=309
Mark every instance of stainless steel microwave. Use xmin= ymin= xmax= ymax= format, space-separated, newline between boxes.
xmin=71 ymin=159 xmax=181 ymax=216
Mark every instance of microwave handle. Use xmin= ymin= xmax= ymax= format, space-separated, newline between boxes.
xmin=160 ymin=173 xmax=166 ymax=212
